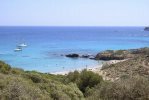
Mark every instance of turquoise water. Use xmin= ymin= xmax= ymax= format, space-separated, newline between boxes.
xmin=0 ymin=26 xmax=149 ymax=73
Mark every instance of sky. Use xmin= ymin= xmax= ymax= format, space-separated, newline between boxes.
xmin=0 ymin=0 xmax=149 ymax=26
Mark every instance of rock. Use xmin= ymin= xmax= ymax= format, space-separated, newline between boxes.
xmin=89 ymin=57 xmax=95 ymax=60
xmin=81 ymin=54 xmax=90 ymax=58
xmin=144 ymin=27 xmax=149 ymax=31
xmin=66 ymin=54 xmax=79 ymax=58
xmin=60 ymin=54 xmax=64 ymax=56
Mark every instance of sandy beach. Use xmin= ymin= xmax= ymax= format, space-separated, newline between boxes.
xmin=51 ymin=59 xmax=127 ymax=75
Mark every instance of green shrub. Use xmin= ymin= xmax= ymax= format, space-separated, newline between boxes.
xmin=65 ymin=69 xmax=103 ymax=94
xmin=79 ymin=70 xmax=103 ymax=93
xmin=23 ymin=73 xmax=49 ymax=83
xmin=0 ymin=61 xmax=11 ymax=74
xmin=38 ymin=82 xmax=84 ymax=100
xmin=86 ymin=76 xmax=149 ymax=100
xmin=0 ymin=76 xmax=51 ymax=100
xmin=65 ymin=70 xmax=80 ymax=83
xmin=11 ymin=68 xmax=24 ymax=75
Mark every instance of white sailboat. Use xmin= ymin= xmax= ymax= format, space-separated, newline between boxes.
xmin=14 ymin=47 xmax=22 ymax=52
xmin=18 ymin=43 xmax=27 ymax=47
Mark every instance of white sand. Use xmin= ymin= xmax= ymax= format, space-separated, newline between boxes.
xmin=51 ymin=59 xmax=127 ymax=75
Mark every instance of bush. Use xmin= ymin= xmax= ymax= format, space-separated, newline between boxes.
xmin=38 ymin=82 xmax=84 ymax=100
xmin=86 ymin=76 xmax=149 ymax=100
xmin=11 ymin=68 xmax=24 ymax=75
xmin=65 ymin=70 xmax=80 ymax=83
xmin=65 ymin=69 xmax=103 ymax=94
xmin=79 ymin=70 xmax=103 ymax=93
xmin=0 ymin=77 xmax=51 ymax=100
xmin=23 ymin=73 xmax=49 ymax=83
xmin=0 ymin=61 xmax=11 ymax=74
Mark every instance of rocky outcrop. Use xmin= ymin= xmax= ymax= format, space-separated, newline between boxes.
xmin=95 ymin=50 xmax=131 ymax=60
xmin=95 ymin=48 xmax=149 ymax=61
xmin=66 ymin=54 xmax=79 ymax=58
xmin=65 ymin=54 xmax=94 ymax=59
xmin=95 ymin=53 xmax=124 ymax=60
xmin=81 ymin=54 xmax=90 ymax=58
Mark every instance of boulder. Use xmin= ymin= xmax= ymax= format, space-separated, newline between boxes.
xmin=66 ymin=54 xmax=79 ymax=58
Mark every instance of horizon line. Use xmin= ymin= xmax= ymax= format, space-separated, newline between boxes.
xmin=0 ymin=25 xmax=147 ymax=27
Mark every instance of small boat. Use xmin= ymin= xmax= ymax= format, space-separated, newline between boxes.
xmin=18 ymin=43 xmax=27 ymax=47
xmin=14 ymin=47 xmax=22 ymax=52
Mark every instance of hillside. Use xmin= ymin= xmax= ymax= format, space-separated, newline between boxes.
xmin=0 ymin=61 xmax=85 ymax=100
xmin=94 ymin=48 xmax=149 ymax=81
xmin=0 ymin=61 xmax=104 ymax=100
xmin=98 ymin=55 xmax=149 ymax=81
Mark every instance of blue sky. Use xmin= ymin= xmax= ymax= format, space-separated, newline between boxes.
xmin=0 ymin=0 xmax=149 ymax=26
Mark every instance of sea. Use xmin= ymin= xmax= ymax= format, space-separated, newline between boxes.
xmin=0 ymin=26 xmax=149 ymax=73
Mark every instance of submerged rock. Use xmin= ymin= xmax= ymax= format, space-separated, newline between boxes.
xmin=81 ymin=54 xmax=90 ymax=58
xmin=89 ymin=57 xmax=95 ymax=60
xmin=66 ymin=54 xmax=79 ymax=58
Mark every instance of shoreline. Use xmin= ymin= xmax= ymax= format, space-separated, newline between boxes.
xmin=51 ymin=59 xmax=127 ymax=75
xmin=50 ymin=64 xmax=102 ymax=75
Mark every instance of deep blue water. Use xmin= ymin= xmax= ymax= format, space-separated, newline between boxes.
xmin=0 ymin=26 xmax=149 ymax=73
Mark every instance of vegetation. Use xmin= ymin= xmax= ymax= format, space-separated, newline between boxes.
xmin=0 ymin=61 xmax=84 ymax=100
xmin=0 ymin=61 xmax=11 ymax=74
xmin=100 ymin=55 xmax=149 ymax=81
xmin=0 ymin=61 xmax=104 ymax=100
xmin=86 ymin=76 xmax=149 ymax=100
xmin=64 ymin=70 xmax=103 ymax=94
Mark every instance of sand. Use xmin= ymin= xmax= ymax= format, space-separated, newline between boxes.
xmin=51 ymin=59 xmax=127 ymax=76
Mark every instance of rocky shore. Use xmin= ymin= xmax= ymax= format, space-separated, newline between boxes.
xmin=64 ymin=47 xmax=149 ymax=81
xmin=65 ymin=47 xmax=149 ymax=61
